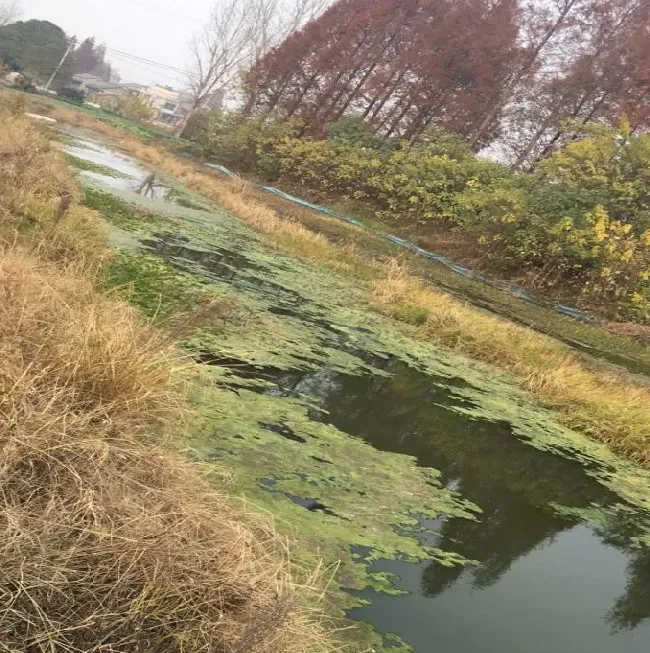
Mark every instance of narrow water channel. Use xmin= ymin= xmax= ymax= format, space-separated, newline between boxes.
xmin=64 ymin=130 xmax=650 ymax=653
xmin=264 ymin=362 xmax=650 ymax=653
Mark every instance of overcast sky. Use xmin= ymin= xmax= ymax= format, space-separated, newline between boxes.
xmin=21 ymin=0 xmax=215 ymax=87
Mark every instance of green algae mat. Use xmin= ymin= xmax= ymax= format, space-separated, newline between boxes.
xmin=67 ymin=131 xmax=650 ymax=653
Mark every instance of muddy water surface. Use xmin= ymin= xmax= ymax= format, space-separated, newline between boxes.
xmin=66 ymin=130 xmax=650 ymax=653
xmin=266 ymin=363 xmax=650 ymax=652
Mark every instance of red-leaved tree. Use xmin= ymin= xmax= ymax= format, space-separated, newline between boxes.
xmin=244 ymin=0 xmax=522 ymax=146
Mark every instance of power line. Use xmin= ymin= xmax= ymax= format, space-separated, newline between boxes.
xmin=107 ymin=53 xmax=183 ymax=82
xmin=100 ymin=48 xmax=201 ymax=88
xmin=103 ymin=48 xmax=199 ymax=85
xmin=104 ymin=47 xmax=189 ymax=75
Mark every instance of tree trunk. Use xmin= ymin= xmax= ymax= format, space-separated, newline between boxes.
xmin=374 ymin=97 xmax=407 ymax=135
xmin=174 ymin=97 xmax=203 ymax=138
xmin=531 ymin=89 xmax=612 ymax=166
xmin=368 ymin=71 xmax=410 ymax=133
xmin=385 ymin=100 xmax=413 ymax=138
xmin=511 ymin=109 xmax=560 ymax=170
xmin=330 ymin=59 xmax=383 ymax=122
xmin=299 ymin=30 xmax=375 ymax=128
xmin=469 ymin=0 xmax=580 ymax=148
xmin=285 ymin=72 xmax=320 ymax=118
xmin=328 ymin=30 xmax=401 ymax=122
xmin=317 ymin=62 xmax=370 ymax=125
xmin=362 ymin=68 xmax=405 ymax=119
xmin=407 ymin=111 xmax=436 ymax=144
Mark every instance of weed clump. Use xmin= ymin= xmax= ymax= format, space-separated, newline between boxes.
xmin=0 ymin=102 xmax=333 ymax=653
xmin=0 ymin=111 xmax=107 ymax=271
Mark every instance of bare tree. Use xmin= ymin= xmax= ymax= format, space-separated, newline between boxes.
xmin=176 ymin=0 xmax=331 ymax=136
xmin=0 ymin=0 xmax=22 ymax=26
xmin=237 ymin=0 xmax=333 ymax=63
xmin=176 ymin=0 xmax=254 ymax=135
xmin=469 ymin=0 xmax=585 ymax=149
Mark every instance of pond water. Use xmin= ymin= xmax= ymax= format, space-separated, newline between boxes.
xmin=64 ymin=129 xmax=650 ymax=653
xmin=263 ymin=362 xmax=650 ymax=652
xmin=65 ymin=138 xmax=147 ymax=179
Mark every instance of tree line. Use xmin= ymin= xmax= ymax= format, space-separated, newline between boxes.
xmin=0 ymin=18 xmax=115 ymax=91
xmin=239 ymin=0 xmax=650 ymax=169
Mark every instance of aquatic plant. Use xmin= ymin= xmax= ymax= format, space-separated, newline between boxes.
xmin=42 ymin=99 xmax=650 ymax=467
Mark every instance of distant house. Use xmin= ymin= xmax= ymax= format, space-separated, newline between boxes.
xmin=69 ymin=73 xmax=127 ymax=106
xmin=67 ymin=77 xmax=210 ymax=128
xmin=137 ymin=86 xmax=222 ymax=127
xmin=139 ymin=85 xmax=185 ymax=126
xmin=121 ymin=82 xmax=147 ymax=97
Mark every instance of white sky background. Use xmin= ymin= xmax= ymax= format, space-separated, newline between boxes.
xmin=20 ymin=0 xmax=215 ymax=88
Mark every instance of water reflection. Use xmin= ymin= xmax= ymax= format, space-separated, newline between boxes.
xmin=64 ymin=140 xmax=146 ymax=179
xmin=609 ymin=549 xmax=650 ymax=632
xmin=139 ymin=232 xmax=258 ymax=282
xmin=136 ymin=172 xmax=158 ymax=198
xmin=262 ymin=360 xmax=650 ymax=651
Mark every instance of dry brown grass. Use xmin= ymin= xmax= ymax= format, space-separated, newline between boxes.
xmin=371 ymin=260 xmax=650 ymax=464
xmin=604 ymin=321 xmax=650 ymax=344
xmin=0 ymin=253 xmax=331 ymax=653
xmin=0 ymin=108 xmax=108 ymax=273
xmin=0 ymin=99 xmax=334 ymax=652
xmin=44 ymin=101 xmax=650 ymax=466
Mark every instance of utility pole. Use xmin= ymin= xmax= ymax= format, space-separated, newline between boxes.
xmin=45 ymin=35 xmax=76 ymax=91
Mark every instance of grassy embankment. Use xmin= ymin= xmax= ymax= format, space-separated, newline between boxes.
xmin=41 ymin=100 xmax=650 ymax=467
xmin=242 ymin=182 xmax=650 ymax=370
xmin=0 ymin=99 xmax=333 ymax=651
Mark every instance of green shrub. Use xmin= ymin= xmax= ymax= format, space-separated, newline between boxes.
xmin=59 ymin=87 xmax=86 ymax=105
xmin=325 ymin=116 xmax=388 ymax=150
xmin=187 ymin=112 xmax=650 ymax=322
xmin=110 ymin=95 xmax=155 ymax=123
xmin=392 ymin=304 xmax=431 ymax=325
xmin=184 ymin=110 xmax=300 ymax=178
xmin=455 ymin=121 xmax=650 ymax=320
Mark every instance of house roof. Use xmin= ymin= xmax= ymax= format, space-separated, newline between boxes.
xmin=72 ymin=73 xmax=123 ymax=92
